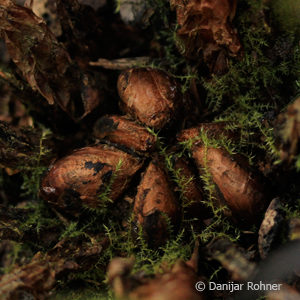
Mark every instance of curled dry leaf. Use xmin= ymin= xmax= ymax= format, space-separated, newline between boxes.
xmin=41 ymin=144 xmax=143 ymax=212
xmin=258 ymin=198 xmax=285 ymax=259
xmin=206 ymin=238 xmax=256 ymax=281
xmin=94 ymin=115 xmax=156 ymax=152
xmin=117 ymin=68 xmax=182 ymax=130
xmin=107 ymin=257 xmax=136 ymax=298
xmin=0 ymin=254 xmax=71 ymax=300
xmin=0 ymin=0 xmax=100 ymax=120
xmin=25 ymin=0 xmax=62 ymax=36
xmin=170 ymin=0 xmax=241 ymax=67
xmin=134 ymin=160 xmax=179 ymax=246
xmin=0 ymin=121 xmax=53 ymax=170
xmin=0 ymin=205 xmax=30 ymax=242
xmin=56 ymin=0 xmax=103 ymax=61
xmin=129 ymin=260 xmax=205 ymax=300
xmin=108 ymin=250 xmax=205 ymax=300
xmin=0 ymin=83 xmax=33 ymax=127
xmin=192 ymin=146 xmax=266 ymax=222
xmin=0 ymin=236 xmax=106 ymax=300
xmin=289 ymin=218 xmax=300 ymax=241
xmin=276 ymin=97 xmax=300 ymax=162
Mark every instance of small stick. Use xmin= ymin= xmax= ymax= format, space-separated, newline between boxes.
xmin=89 ymin=57 xmax=151 ymax=70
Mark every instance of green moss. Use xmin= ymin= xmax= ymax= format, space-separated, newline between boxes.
xmin=97 ymin=159 xmax=123 ymax=205
xmin=20 ymin=127 xmax=52 ymax=199
xmin=296 ymin=154 xmax=300 ymax=171
xmin=282 ymin=199 xmax=300 ymax=220
xmin=201 ymin=1 xmax=300 ymax=164
xmin=6 ymin=0 xmax=300 ymax=298
xmin=51 ymin=288 xmax=113 ymax=300
xmin=20 ymin=200 xmax=60 ymax=236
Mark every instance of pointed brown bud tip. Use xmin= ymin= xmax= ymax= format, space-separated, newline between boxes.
xmin=134 ymin=160 xmax=179 ymax=246
xmin=192 ymin=146 xmax=267 ymax=223
xmin=177 ymin=122 xmax=237 ymax=145
xmin=40 ymin=144 xmax=143 ymax=212
xmin=94 ymin=115 xmax=156 ymax=152
xmin=117 ymin=68 xmax=182 ymax=130
xmin=172 ymin=156 xmax=210 ymax=219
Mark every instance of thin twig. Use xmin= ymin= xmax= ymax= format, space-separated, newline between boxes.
xmin=89 ymin=57 xmax=151 ymax=70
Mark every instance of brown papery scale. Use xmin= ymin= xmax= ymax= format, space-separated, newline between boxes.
xmin=134 ymin=160 xmax=179 ymax=246
xmin=192 ymin=146 xmax=266 ymax=222
xmin=41 ymin=144 xmax=143 ymax=212
xmin=117 ymin=68 xmax=181 ymax=130
xmin=94 ymin=115 xmax=156 ymax=152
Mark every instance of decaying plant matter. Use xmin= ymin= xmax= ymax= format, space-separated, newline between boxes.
xmin=276 ymin=97 xmax=300 ymax=163
xmin=170 ymin=0 xmax=241 ymax=71
xmin=0 ymin=121 xmax=53 ymax=170
xmin=0 ymin=0 xmax=101 ymax=120
xmin=0 ymin=0 xmax=300 ymax=299
xmin=0 ymin=236 xmax=107 ymax=299
xmin=107 ymin=245 xmax=206 ymax=300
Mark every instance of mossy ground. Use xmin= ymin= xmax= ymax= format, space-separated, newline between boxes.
xmin=0 ymin=0 xmax=300 ymax=299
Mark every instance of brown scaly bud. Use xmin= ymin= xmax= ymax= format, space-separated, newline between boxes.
xmin=177 ymin=122 xmax=237 ymax=146
xmin=172 ymin=156 xmax=210 ymax=220
xmin=117 ymin=68 xmax=182 ymax=130
xmin=94 ymin=115 xmax=156 ymax=153
xmin=192 ymin=146 xmax=266 ymax=223
xmin=134 ymin=160 xmax=179 ymax=246
xmin=40 ymin=144 xmax=143 ymax=213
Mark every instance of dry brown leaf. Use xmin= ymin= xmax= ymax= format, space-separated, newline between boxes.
xmin=170 ymin=0 xmax=241 ymax=67
xmin=129 ymin=261 xmax=205 ymax=300
xmin=107 ymin=256 xmax=206 ymax=300
xmin=0 ymin=0 xmax=100 ymax=120
xmin=258 ymin=198 xmax=285 ymax=259
xmin=24 ymin=0 xmax=62 ymax=36
xmin=0 ymin=237 xmax=106 ymax=300
xmin=206 ymin=238 xmax=256 ymax=281
xmin=276 ymin=97 xmax=300 ymax=161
